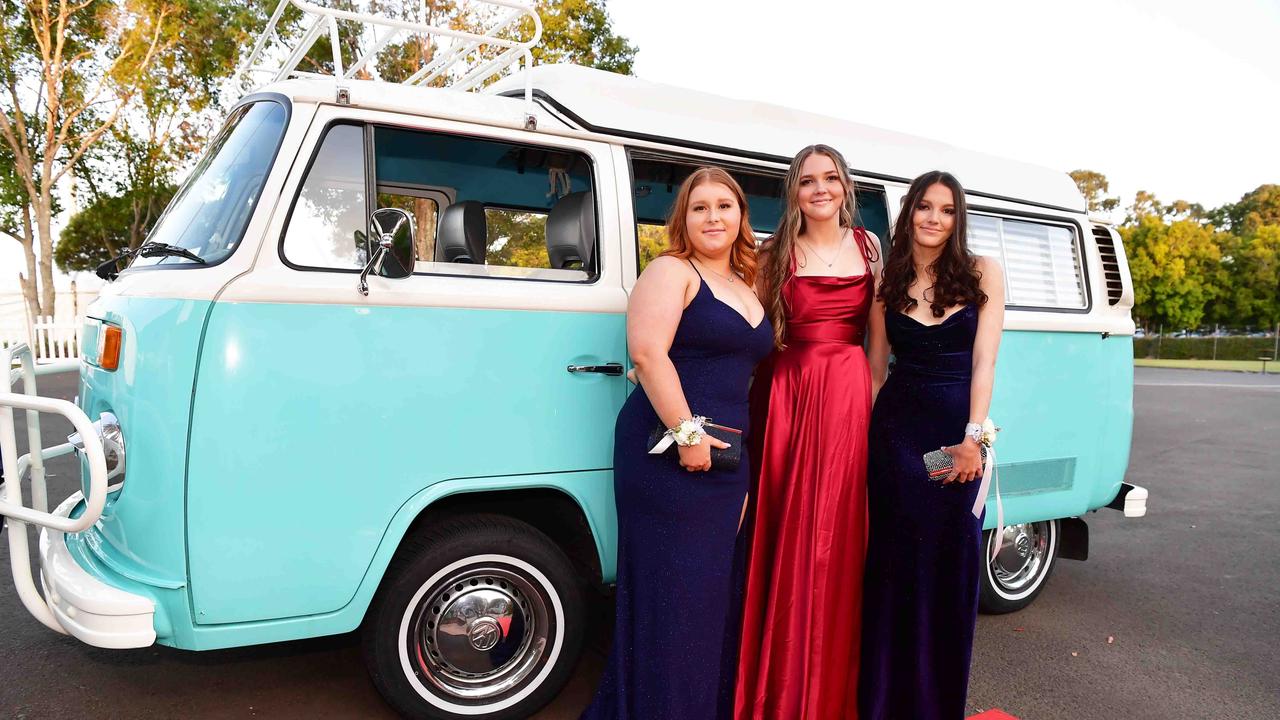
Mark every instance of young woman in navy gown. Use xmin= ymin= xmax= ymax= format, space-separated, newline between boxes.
xmin=859 ymin=171 xmax=1004 ymax=719
xmin=736 ymin=144 xmax=880 ymax=719
xmin=582 ymin=167 xmax=773 ymax=720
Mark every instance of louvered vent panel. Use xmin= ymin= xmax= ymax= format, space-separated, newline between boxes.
xmin=1092 ymin=225 xmax=1124 ymax=306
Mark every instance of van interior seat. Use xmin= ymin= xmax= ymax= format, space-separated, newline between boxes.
xmin=437 ymin=200 xmax=487 ymax=263
xmin=546 ymin=191 xmax=595 ymax=270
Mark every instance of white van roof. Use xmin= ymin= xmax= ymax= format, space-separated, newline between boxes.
xmin=257 ymin=64 xmax=1085 ymax=213
xmin=489 ymin=64 xmax=1085 ymax=213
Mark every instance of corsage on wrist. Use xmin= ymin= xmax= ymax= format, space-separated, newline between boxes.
xmin=668 ymin=416 xmax=708 ymax=447
xmin=964 ymin=418 xmax=1000 ymax=447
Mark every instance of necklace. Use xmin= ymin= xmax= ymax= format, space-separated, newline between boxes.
xmin=693 ymin=257 xmax=738 ymax=283
xmin=800 ymin=231 xmax=848 ymax=269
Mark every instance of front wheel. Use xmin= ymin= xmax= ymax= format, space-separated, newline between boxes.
xmin=978 ymin=519 xmax=1059 ymax=614
xmin=362 ymin=514 xmax=586 ymax=719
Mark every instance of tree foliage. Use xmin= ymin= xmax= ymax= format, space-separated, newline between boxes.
xmin=0 ymin=0 xmax=177 ymax=314
xmin=1069 ymin=169 xmax=1119 ymax=214
xmin=1214 ymin=184 xmax=1280 ymax=235
xmin=531 ymin=0 xmax=635 ymax=74
xmin=1096 ymin=175 xmax=1280 ymax=331
xmin=1121 ymin=215 xmax=1226 ymax=329
xmin=55 ymin=181 xmax=176 ymax=271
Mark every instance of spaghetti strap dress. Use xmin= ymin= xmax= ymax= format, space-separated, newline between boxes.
xmin=735 ymin=228 xmax=875 ymax=720
xmin=858 ymin=303 xmax=984 ymax=720
xmin=582 ymin=262 xmax=774 ymax=720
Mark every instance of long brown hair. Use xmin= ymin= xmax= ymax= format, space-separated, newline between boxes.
xmin=661 ymin=167 xmax=759 ymax=288
xmin=878 ymin=170 xmax=987 ymax=317
xmin=760 ymin=144 xmax=870 ymax=348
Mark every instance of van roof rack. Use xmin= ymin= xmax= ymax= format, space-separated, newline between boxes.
xmin=239 ymin=0 xmax=542 ymax=114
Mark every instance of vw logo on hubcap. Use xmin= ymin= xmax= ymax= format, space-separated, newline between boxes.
xmin=1015 ymin=534 xmax=1032 ymax=558
xmin=467 ymin=617 xmax=503 ymax=651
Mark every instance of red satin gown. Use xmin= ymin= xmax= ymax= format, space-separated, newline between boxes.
xmin=736 ymin=228 xmax=874 ymax=720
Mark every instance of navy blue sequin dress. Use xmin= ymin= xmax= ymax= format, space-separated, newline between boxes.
xmin=583 ymin=269 xmax=774 ymax=720
xmin=859 ymin=304 xmax=984 ymax=720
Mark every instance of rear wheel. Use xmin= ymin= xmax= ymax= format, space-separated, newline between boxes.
xmin=362 ymin=514 xmax=585 ymax=719
xmin=979 ymin=519 xmax=1059 ymax=614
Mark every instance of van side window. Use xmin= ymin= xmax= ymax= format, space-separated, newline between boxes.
xmin=282 ymin=123 xmax=368 ymax=269
xmin=629 ymin=153 xmax=890 ymax=273
xmin=376 ymin=126 xmax=596 ymax=281
xmin=969 ymin=213 xmax=1086 ymax=309
xmin=630 ymin=156 xmax=784 ymax=273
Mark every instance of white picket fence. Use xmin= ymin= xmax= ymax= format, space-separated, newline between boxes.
xmin=0 ymin=316 xmax=80 ymax=361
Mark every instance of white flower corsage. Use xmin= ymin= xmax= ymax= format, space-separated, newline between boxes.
xmin=980 ymin=417 xmax=1000 ymax=447
xmin=668 ymin=416 xmax=707 ymax=447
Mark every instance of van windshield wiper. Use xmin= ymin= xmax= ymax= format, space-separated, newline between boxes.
xmin=137 ymin=242 xmax=206 ymax=264
xmin=95 ymin=242 xmax=207 ymax=281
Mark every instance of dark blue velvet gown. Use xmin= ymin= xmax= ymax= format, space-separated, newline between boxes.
xmin=859 ymin=304 xmax=984 ymax=720
xmin=583 ymin=270 xmax=774 ymax=720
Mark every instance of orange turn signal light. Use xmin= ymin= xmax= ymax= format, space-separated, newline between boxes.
xmin=99 ymin=325 xmax=122 ymax=371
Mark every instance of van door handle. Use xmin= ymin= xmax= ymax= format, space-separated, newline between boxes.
xmin=567 ymin=363 xmax=624 ymax=376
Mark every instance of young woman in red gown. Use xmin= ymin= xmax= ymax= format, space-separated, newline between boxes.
xmin=736 ymin=145 xmax=879 ymax=719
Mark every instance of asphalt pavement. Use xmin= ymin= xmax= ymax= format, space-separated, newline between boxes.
xmin=1 ymin=368 xmax=1277 ymax=719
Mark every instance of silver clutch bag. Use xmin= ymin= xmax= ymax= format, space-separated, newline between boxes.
xmin=923 ymin=445 xmax=987 ymax=482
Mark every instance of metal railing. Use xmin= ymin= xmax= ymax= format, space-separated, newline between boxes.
xmin=238 ymin=0 xmax=543 ymax=111
xmin=1 ymin=344 xmax=109 ymax=634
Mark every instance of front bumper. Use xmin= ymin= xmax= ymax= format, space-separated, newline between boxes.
xmin=37 ymin=492 xmax=156 ymax=649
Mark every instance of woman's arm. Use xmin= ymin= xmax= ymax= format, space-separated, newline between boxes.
xmin=866 ymin=269 xmax=890 ymax=405
xmin=628 ymin=256 xmax=696 ymax=426
xmin=944 ymin=256 xmax=1005 ymax=483
xmin=627 ymin=256 xmax=729 ymax=471
xmin=967 ymin=256 xmax=1005 ymax=426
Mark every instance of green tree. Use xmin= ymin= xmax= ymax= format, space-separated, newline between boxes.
xmin=1125 ymin=189 xmax=1164 ymax=225
xmin=1163 ymin=199 xmax=1207 ymax=224
xmin=1068 ymin=169 xmax=1119 ymax=214
xmin=637 ymin=223 xmax=667 ymax=271
xmin=1121 ymin=215 xmax=1227 ymax=329
xmin=532 ymin=0 xmax=635 ymax=74
xmin=1212 ymin=184 xmax=1280 ymax=235
xmin=485 ymin=209 xmax=549 ymax=267
xmin=1223 ymin=225 xmax=1280 ymax=329
xmin=55 ymin=182 xmax=176 ymax=271
xmin=49 ymin=0 xmax=285 ymax=274
xmin=305 ymin=0 xmax=636 ymax=84
xmin=0 ymin=0 xmax=177 ymax=316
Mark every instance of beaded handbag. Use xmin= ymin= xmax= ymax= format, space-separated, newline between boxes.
xmin=923 ymin=444 xmax=987 ymax=482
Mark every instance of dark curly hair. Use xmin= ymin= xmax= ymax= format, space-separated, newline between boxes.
xmin=878 ymin=171 xmax=987 ymax=317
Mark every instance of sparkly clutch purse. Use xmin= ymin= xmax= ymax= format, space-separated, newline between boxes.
xmin=646 ymin=422 xmax=743 ymax=472
xmin=923 ymin=445 xmax=987 ymax=482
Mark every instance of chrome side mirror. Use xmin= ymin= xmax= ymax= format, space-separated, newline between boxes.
xmin=359 ymin=207 xmax=417 ymax=295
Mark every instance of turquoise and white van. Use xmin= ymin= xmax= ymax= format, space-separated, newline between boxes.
xmin=1 ymin=3 xmax=1147 ymax=718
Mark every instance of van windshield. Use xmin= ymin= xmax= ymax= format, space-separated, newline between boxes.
xmin=130 ymin=100 xmax=288 ymax=268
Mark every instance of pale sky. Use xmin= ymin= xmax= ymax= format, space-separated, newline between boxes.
xmin=609 ymin=0 xmax=1280 ymax=218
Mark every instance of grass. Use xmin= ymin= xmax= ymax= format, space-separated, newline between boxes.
xmin=1134 ymin=358 xmax=1280 ymax=373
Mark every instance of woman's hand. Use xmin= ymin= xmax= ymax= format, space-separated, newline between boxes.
xmin=942 ymin=437 xmax=984 ymax=484
xmin=677 ymin=434 xmax=731 ymax=472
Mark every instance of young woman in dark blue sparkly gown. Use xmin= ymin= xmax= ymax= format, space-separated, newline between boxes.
xmin=582 ymin=167 xmax=773 ymax=720
xmin=860 ymin=171 xmax=1005 ymax=720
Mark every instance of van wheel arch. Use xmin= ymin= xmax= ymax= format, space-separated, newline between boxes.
xmin=401 ymin=488 xmax=605 ymax=589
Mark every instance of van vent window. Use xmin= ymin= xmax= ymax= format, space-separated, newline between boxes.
xmin=968 ymin=213 xmax=1086 ymax=310
xmin=1091 ymin=224 xmax=1124 ymax=305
